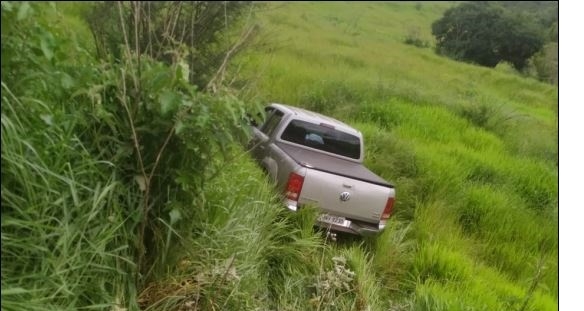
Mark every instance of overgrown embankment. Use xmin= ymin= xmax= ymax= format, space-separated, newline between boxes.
xmin=2 ymin=2 xmax=390 ymax=310
xmin=1 ymin=2 xmax=558 ymax=311
xmin=236 ymin=2 xmax=558 ymax=310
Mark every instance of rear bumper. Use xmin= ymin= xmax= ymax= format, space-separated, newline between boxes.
xmin=315 ymin=219 xmax=382 ymax=236
xmin=285 ymin=201 xmax=383 ymax=236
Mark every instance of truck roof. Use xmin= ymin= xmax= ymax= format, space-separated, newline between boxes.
xmin=269 ymin=103 xmax=361 ymax=136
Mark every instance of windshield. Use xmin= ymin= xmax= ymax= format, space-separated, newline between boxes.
xmin=280 ymin=119 xmax=361 ymax=159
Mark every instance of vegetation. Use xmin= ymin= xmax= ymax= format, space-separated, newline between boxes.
xmin=403 ymin=27 xmax=430 ymax=49
xmin=1 ymin=1 xmax=261 ymax=309
xmin=495 ymin=1 xmax=558 ymax=43
xmin=530 ymin=42 xmax=558 ymax=85
xmin=432 ymin=2 xmax=544 ymax=70
xmin=1 ymin=1 xmax=557 ymax=311
xmin=83 ymin=1 xmax=254 ymax=89
xmin=235 ymin=1 xmax=558 ymax=310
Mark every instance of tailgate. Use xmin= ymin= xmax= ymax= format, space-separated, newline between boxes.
xmin=299 ymin=169 xmax=393 ymax=223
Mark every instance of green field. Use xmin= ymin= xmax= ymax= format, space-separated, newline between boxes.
xmin=1 ymin=2 xmax=558 ymax=310
xmin=235 ymin=2 xmax=558 ymax=310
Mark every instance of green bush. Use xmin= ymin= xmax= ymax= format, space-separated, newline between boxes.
xmin=404 ymin=27 xmax=430 ymax=48
xmin=530 ymin=43 xmax=558 ymax=85
xmin=83 ymin=1 xmax=254 ymax=89
xmin=1 ymin=2 xmax=256 ymax=309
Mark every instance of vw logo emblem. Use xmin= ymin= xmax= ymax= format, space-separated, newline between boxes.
xmin=339 ymin=191 xmax=351 ymax=202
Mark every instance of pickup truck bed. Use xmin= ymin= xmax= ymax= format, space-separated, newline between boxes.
xmin=276 ymin=142 xmax=393 ymax=188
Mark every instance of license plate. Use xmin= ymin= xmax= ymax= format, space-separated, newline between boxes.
xmin=317 ymin=214 xmax=351 ymax=227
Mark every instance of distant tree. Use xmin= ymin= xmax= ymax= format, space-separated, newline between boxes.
xmin=432 ymin=2 xmax=544 ymax=70
xmin=496 ymin=1 xmax=558 ymax=40
xmin=432 ymin=2 xmax=504 ymax=67
xmin=496 ymin=13 xmax=545 ymax=70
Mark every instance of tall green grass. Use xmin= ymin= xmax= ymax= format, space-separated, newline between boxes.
xmin=235 ymin=2 xmax=558 ymax=310
xmin=136 ymin=150 xmax=414 ymax=311
xmin=3 ymin=3 xmax=395 ymax=310
xmin=2 ymin=3 xmax=141 ymax=309
xmin=1 ymin=81 xmax=140 ymax=309
xmin=2 ymin=1 xmax=558 ymax=310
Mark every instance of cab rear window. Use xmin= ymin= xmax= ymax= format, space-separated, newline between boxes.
xmin=280 ymin=119 xmax=361 ymax=159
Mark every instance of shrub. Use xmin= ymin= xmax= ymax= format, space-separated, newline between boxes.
xmin=530 ymin=43 xmax=558 ymax=85
xmin=404 ymin=27 xmax=430 ymax=48
xmin=83 ymin=1 xmax=255 ymax=89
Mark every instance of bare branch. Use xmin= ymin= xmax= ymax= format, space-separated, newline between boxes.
xmin=134 ymin=1 xmax=142 ymax=102
xmin=206 ymin=24 xmax=257 ymax=93
xmin=117 ymin=1 xmax=140 ymax=92
xmin=118 ymin=68 xmax=148 ymax=195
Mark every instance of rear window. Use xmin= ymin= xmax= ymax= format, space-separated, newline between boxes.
xmin=280 ymin=119 xmax=361 ymax=159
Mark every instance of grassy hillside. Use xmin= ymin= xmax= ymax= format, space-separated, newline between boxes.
xmin=235 ymin=2 xmax=558 ymax=310
xmin=1 ymin=2 xmax=557 ymax=310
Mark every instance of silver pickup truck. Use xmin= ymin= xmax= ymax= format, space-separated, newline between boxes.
xmin=248 ymin=103 xmax=395 ymax=236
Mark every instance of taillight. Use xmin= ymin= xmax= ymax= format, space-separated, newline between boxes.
xmin=381 ymin=197 xmax=395 ymax=220
xmin=285 ymin=172 xmax=305 ymax=201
